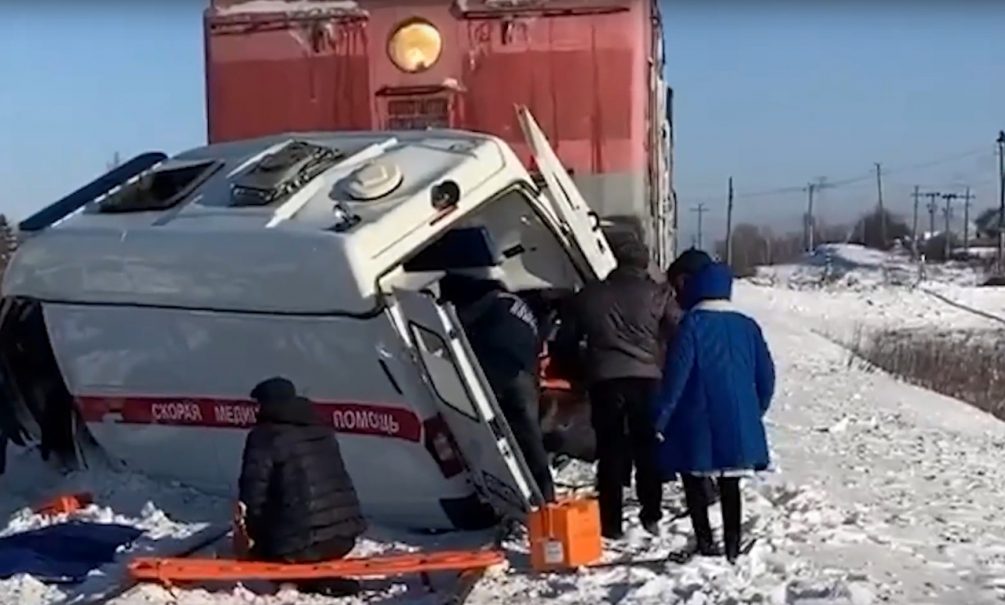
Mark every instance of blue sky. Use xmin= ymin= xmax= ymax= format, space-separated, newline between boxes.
xmin=1 ymin=2 xmax=1003 ymax=246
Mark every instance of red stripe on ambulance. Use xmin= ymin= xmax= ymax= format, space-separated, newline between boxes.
xmin=75 ymin=396 xmax=422 ymax=442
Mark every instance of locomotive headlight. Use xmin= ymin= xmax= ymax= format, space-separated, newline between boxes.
xmin=387 ymin=20 xmax=442 ymax=73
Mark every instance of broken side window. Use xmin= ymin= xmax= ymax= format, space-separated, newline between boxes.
xmin=98 ymin=159 xmax=222 ymax=214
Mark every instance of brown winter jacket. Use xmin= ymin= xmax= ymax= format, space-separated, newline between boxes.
xmin=553 ymin=266 xmax=682 ymax=384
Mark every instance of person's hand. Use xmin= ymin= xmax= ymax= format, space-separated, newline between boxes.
xmin=655 ymin=432 xmax=665 ymax=443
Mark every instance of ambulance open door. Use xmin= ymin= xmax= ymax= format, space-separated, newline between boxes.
xmin=516 ymin=106 xmax=618 ymax=281
xmin=392 ymin=287 xmax=541 ymax=520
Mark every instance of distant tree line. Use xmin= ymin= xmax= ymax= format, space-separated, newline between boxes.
xmin=712 ymin=202 xmax=991 ymax=277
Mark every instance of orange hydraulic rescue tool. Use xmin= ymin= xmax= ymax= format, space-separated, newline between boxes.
xmin=128 ymin=550 xmax=506 ymax=586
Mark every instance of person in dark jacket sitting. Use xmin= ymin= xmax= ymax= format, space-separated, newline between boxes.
xmin=439 ymin=267 xmax=556 ymax=504
xmin=240 ymin=377 xmax=366 ymax=595
xmin=653 ymin=262 xmax=776 ymax=562
xmin=552 ymin=237 xmax=679 ymax=539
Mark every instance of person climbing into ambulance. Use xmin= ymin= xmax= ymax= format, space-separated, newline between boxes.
xmin=551 ymin=235 xmax=677 ymax=539
xmin=439 ymin=267 xmax=557 ymax=503
xmin=653 ymin=260 xmax=776 ymax=563
xmin=237 ymin=377 xmax=366 ymax=596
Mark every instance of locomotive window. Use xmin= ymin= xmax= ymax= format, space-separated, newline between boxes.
xmin=388 ymin=19 xmax=442 ymax=73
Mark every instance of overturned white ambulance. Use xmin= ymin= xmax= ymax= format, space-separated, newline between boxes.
xmin=0 ymin=109 xmax=615 ymax=530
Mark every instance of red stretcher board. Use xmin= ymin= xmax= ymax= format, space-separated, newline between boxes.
xmin=128 ymin=550 xmax=506 ymax=584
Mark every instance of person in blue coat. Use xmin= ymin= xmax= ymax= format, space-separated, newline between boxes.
xmin=653 ymin=261 xmax=775 ymax=562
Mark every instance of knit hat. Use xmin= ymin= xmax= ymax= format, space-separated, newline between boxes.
xmin=666 ymin=248 xmax=713 ymax=282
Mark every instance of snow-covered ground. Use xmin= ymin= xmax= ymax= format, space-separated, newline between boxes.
xmin=3 ymin=244 xmax=1005 ymax=604
xmin=750 ymin=244 xmax=1005 ymax=340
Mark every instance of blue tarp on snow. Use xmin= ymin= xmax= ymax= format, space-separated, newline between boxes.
xmin=0 ymin=522 xmax=143 ymax=583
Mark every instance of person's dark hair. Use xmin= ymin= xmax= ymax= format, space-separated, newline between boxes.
xmin=666 ymin=248 xmax=713 ymax=282
xmin=439 ymin=272 xmax=503 ymax=307
xmin=610 ymin=236 xmax=650 ymax=270
xmin=250 ymin=377 xmax=320 ymax=425
xmin=250 ymin=376 xmax=296 ymax=404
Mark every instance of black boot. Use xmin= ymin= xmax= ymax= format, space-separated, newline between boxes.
xmin=720 ymin=477 xmax=742 ymax=563
xmin=682 ymin=475 xmax=721 ymax=556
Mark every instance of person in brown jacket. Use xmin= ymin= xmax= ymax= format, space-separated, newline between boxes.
xmin=552 ymin=236 xmax=679 ymax=538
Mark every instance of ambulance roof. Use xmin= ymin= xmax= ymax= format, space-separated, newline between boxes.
xmin=3 ymin=130 xmax=522 ymax=315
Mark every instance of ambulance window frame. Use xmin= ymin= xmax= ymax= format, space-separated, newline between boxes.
xmin=96 ymin=159 xmax=223 ymax=214
xmin=408 ymin=322 xmax=481 ymax=422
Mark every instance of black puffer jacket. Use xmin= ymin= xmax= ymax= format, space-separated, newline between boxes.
xmin=554 ymin=266 xmax=680 ymax=384
xmin=239 ymin=378 xmax=366 ymax=561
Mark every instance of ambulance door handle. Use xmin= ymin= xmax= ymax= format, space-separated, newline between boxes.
xmin=587 ymin=211 xmax=601 ymax=231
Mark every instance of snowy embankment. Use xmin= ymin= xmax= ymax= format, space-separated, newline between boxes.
xmin=751 ymin=244 xmax=1005 ymax=339
xmin=3 ymin=245 xmax=1005 ymax=603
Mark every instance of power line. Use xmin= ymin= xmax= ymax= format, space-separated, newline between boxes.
xmin=681 ymin=145 xmax=994 ymax=203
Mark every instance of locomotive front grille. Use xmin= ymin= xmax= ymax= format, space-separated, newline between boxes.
xmin=385 ymin=96 xmax=450 ymax=130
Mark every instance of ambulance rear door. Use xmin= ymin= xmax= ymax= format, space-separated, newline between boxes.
xmin=391 ymin=287 xmax=540 ymax=520
xmin=516 ymin=106 xmax=617 ymax=280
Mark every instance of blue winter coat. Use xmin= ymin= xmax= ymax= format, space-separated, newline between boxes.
xmin=652 ymin=263 xmax=775 ymax=476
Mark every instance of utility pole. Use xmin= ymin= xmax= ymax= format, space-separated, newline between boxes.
xmin=942 ymin=193 xmax=958 ymax=260
xmin=875 ymin=162 xmax=887 ymax=247
xmin=725 ymin=177 xmax=735 ymax=266
xmin=690 ymin=203 xmax=708 ymax=250
xmin=805 ymin=182 xmax=817 ymax=252
xmin=961 ymin=187 xmax=975 ymax=253
xmin=910 ymin=186 xmax=921 ymax=259
xmin=924 ymin=192 xmax=942 ymax=239
xmin=997 ymin=131 xmax=1005 ymax=273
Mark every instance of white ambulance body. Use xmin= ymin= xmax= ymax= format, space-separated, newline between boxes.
xmin=0 ymin=109 xmax=615 ymax=530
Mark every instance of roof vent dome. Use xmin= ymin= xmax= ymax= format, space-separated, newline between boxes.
xmin=342 ymin=161 xmax=403 ymax=201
